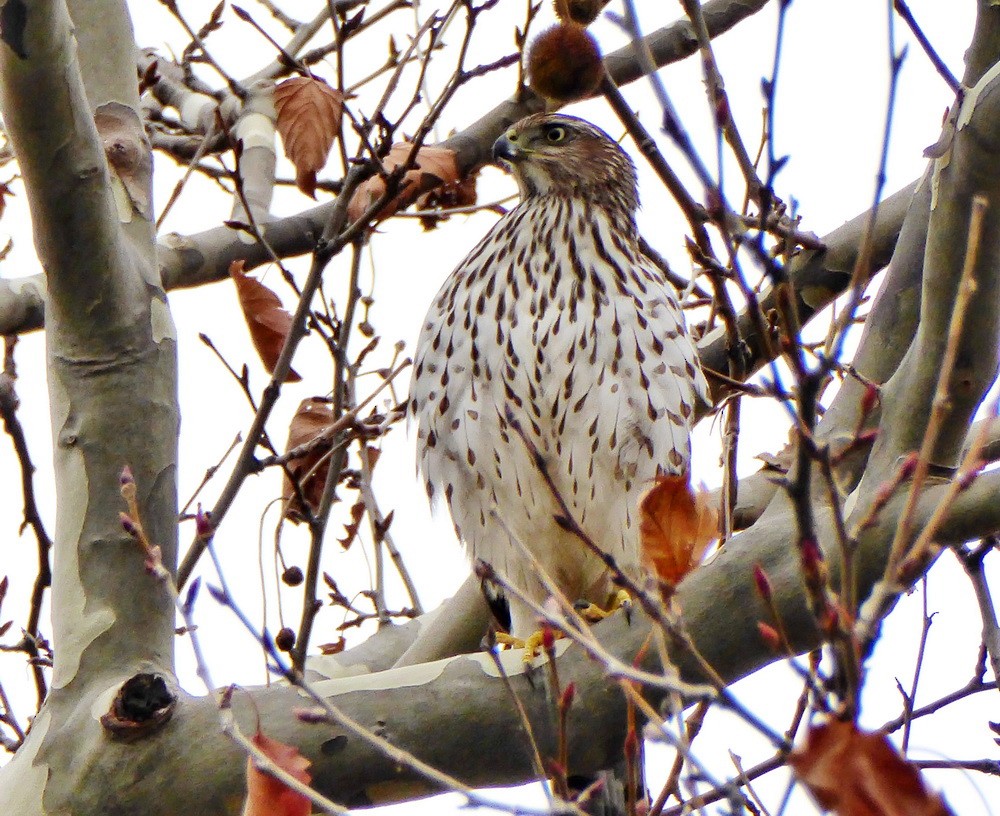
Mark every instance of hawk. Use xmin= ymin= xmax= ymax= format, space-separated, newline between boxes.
xmin=410 ymin=113 xmax=708 ymax=639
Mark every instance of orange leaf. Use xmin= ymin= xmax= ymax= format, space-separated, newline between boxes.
xmin=242 ymin=729 xmax=312 ymax=816
xmin=639 ymin=474 xmax=718 ymax=585
xmin=789 ymin=720 xmax=954 ymax=816
xmin=282 ymin=397 xmax=335 ymax=523
xmin=229 ymin=260 xmax=301 ymax=383
xmin=347 ymin=143 xmax=461 ymax=224
xmin=274 ymin=76 xmax=344 ymax=198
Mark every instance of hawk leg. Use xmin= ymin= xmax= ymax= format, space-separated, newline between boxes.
xmin=575 ymin=589 xmax=633 ymax=624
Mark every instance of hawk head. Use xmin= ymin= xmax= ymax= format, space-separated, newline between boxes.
xmin=492 ymin=113 xmax=639 ymax=217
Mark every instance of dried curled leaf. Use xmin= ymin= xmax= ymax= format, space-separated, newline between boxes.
xmin=789 ymin=720 xmax=954 ymax=816
xmin=242 ymin=729 xmax=312 ymax=816
xmin=282 ymin=397 xmax=334 ymax=523
xmin=338 ymin=500 xmax=365 ymax=549
xmin=229 ymin=260 xmax=301 ymax=383
xmin=417 ymin=173 xmax=478 ymax=231
xmin=639 ymin=474 xmax=718 ymax=585
xmin=347 ymin=143 xmax=463 ymax=224
xmin=274 ymin=76 xmax=344 ymax=198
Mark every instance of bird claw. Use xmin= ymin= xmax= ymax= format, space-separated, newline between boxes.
xmin=495 ymin=630 xmax=560 ymax=662
xmin=575 ymin=589 xmax=633 ymax=623
xmin=494 ymin=632 xmax=526 ymax=650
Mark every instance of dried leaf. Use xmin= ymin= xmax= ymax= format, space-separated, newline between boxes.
xmin=274 ymin=76 xmax=344 ymax=198
xmin=789 ymin=720 xmax=954 ymax=816
xmin=0 ymin=178 xmax=15 ymax=221
xmin=639 ymin=474 xmax=718 ymax=585
xmin=318 ymin=636 xmax=346 ymax=655
xmin=242 ymin=729 xmax=312 ymax=816
xmin=138 ymin=59 xmax=159 ymax=95
xmin=282 ymin=397 xmax=334 ymax=522
xmin=229 ymin=260 xmax=301 ymax=383
xmin=348 ymin=143 xmax=462 ymax=224
xmin=364 ymin=445 xmax=382 ymax=470
xmin=417 ymin=173 xmax=478 ymax=231
xmin=338 ymin=500 xmax=366 ymax=549
xmin=324 ymin=572 xmax=352 ymax=607
xmin=373 ymin=509 xmax=394 ymax=543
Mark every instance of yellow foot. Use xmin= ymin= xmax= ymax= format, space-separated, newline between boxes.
xmin=495 ymin=629 xmax=563 ymax=662
xmin=576 ymin=589 xmax=632 ymax=623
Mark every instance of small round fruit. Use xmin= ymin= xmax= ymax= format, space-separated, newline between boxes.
xmin=527 ymin=24 xmax=604 ymax=104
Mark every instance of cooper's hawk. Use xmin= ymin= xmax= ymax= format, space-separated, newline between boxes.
xmin=410 ymin=113 xmax=708 ymax=639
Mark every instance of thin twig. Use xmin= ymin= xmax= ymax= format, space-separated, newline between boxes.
xmin=0 ymin=336 xmax=51 ymax=705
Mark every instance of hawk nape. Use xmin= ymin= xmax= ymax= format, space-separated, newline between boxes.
xmin=410 ymin=113 xmax=708 ymax=641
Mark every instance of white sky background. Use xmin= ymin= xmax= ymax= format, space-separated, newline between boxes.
xmin=0 ymin=0 xmax=998 ymax=813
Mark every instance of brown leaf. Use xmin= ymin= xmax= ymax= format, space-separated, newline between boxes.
xmin=363 ymin=445 xmax=382 ymax=471
xmin=338 ymin=500 xmax=366 ymax=550
xmin=639 ymin=474 xmax=718 ymax=585
xmin=318 ymin=636 xmax=346 ymax=655
xmin=242 ymin=729 xmax=312 ymax=816
xmin=282 ymin=397 xmax=334 ymax=522
xmin=0 ymin=178 xmax=15 ymax=221
xmin=416 ymin=172 xmax=478 ymax=231
xmin=229 ymin=260 xmax=301 ymax=383
xmin=789 ymin=720 xmax=954 ymax=816
xmin=274 ymin=76 xmax=344 ymax=198
xmin=347 ymin=143 xmax=461 ymax=224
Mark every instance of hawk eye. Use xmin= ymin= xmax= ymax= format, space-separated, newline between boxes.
xmin=545 ymin=126 xmax=567 ymax=143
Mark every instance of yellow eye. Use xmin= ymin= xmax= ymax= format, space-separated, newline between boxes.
xmin=545 ymin=126 xmax=567 ymax=143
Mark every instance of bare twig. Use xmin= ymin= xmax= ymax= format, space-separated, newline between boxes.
xmin=0 ymin=336 xmax=51 ymax=706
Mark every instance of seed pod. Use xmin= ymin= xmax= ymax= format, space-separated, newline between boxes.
xmin=527 ymin=23 xmax=604 ymax=104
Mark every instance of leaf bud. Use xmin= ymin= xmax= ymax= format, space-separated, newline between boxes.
xmin=752 ymin=563 xmax=773 ymax=602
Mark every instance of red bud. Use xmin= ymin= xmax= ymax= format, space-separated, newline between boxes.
xmin=856 ymin=428 xmax=879 ymax=446
xmin=818 ymin=603 xmax=841 ymax=634
xmin=860 ymin=382 xmax=879 ymax=416
xmin=624 ymin=726 xmax=638 ymax=760
xmin=800 ymin=537 xmax=824 ymax=572
xmin=541 ymin=622 xmax=555 ymax=652
xmin=752 ymin=564 xmax=772 ymax=602
xmin=119 ymin=512 xmax=138 ymax=537
xmin=757 ymin=621 xmax=781 ymax=651
xmin=560 ymin=682 xmax=576 ymax=712
xmin=195 ymin=505 xmax=212 ymax=537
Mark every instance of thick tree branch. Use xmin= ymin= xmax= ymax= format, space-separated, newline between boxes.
xmin=698 ymin=180 xmax=916 ymax=404
xmin=0 ymin=0 xmax=179 ymax=712
xmin=0 ymin=0 xmax=775 ymax=335
xmin=10 ymin=464 xmax=999 ymax=814
xmin=0 ymin=0 xmax=135 ymax=342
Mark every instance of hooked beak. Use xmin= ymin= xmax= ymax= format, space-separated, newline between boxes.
xmin=492 ymin=132 xmax=521 ymax=166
